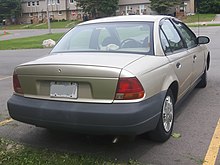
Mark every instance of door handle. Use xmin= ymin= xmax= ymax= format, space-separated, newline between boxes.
xmin=193 ymin=55 xmax=197 ymax=60
xmin=193 ymin=55 xmax=197 ymax=63
xmin=176 ymin=62 xmax=182 ymax=69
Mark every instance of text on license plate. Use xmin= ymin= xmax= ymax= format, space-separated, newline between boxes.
xmin=50 ymin=82 xmax=78 ymax=99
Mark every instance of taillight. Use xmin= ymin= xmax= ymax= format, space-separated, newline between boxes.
xmin=115 ymin=77 xmax=144 ymax=100
xmin=13 ymin=74 xmax=23 ymax=94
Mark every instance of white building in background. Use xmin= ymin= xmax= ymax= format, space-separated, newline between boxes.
xmin=118 ymin=0 xmax=153 ymax=15
xmin=20 ymin=0 xmax=196 ymax=24
xmin=178 ymin=0 xmax=195 ymax=15
xmin=20 ymin=0 xmax=83 ymax=24
xmin=118 ymin=0 xmax=195 ymax=16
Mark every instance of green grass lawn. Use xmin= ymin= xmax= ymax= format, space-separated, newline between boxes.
xmin=0 ymin=138 xmax=140 ymax=165
xmin=0 ymin=33 xmax=64 ymax=50
xmin=182 ymin=14 xmax=216 ymax=23
xmin=1 ymin=20 xmax=81 ymax=30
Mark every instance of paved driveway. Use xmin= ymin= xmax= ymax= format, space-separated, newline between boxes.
xmin=214 ymin=14 xmax=220 ymax=21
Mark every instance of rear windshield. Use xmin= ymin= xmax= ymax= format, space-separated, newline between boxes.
xmin=52 ymin=22 xmax=154 ymax=55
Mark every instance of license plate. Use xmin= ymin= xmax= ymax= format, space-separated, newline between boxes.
xmin=50 ymin=82 xmax=78 ymax=99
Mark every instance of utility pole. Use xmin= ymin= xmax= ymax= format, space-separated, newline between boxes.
xmin=46 ymin=0 xmax=52 ymax=34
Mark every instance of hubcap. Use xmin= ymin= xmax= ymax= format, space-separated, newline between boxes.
xmin=162 ymin=96 xmax=173 ymax=132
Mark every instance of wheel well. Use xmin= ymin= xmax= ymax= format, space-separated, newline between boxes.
xmin=169 ymin=81 xmax=178 ymax=104
xmin=207 ymin=52 xmax=210 ymax=71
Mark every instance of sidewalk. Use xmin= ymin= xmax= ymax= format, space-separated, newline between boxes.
xmin=0 ymin=28 xmax=69 ymax=41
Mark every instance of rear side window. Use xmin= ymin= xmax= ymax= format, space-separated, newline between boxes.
xmin=172 ymin=20 xmax=197 ymax=49
xmin=160 ymin=19 xmax=185 ymax=52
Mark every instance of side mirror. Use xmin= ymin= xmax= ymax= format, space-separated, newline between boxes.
xmin=197 ymin=36 xmax=210 ymax=45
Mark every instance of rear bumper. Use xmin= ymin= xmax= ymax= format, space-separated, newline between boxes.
xmin=7 ymin=92 xmax=166 ymax=135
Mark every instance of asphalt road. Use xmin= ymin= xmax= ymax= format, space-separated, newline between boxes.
xmin=0 ymin=27 xmax=220 ymax=165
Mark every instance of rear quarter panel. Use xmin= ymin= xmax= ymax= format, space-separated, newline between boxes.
xmin=124 ymin=56 xmax=178 ymax=100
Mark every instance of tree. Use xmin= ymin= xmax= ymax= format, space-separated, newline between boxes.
xmin=197 ymin=0 xmax=220 ymax=14
xmin=0 ymin=0 xmax=21 ymax=23
xmin=150 ymin=0 xmax=181 ymax=14
xmin=75 ymin=0 xmax=119 ymax=18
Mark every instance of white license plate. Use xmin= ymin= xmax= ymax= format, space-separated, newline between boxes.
xmin=50 ymin=82 xmax=78 ymax=99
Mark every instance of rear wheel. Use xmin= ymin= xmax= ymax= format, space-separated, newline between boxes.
xmin=147 ymin=89 xmax=174 ymax=142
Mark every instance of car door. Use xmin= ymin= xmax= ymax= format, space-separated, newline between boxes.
xmin=160 ymin=19 xmax=193 ymax=100
xmin=171 ymin=19 xmax=205 ymax=85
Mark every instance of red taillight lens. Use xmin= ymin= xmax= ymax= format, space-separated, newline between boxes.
xmin=115 ymin=77 xmax=145 ymax=100
xmin=13 ymin=74 xmax=23 ymax=94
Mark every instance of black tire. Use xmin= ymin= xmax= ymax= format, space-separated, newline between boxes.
xmin=147 ymin=89 xmax=174 ymax=142
xmin=196 ymin=69 xmax=207 ymax=88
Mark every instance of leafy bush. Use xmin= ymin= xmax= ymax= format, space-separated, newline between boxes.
xmin=198 ymin=0 xmax=220 ymax=14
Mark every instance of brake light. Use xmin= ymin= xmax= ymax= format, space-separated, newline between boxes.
xmin=115 ymin=77 xmax=144 ymax=100
xmin=13 ymin=74 xmax=23 ymax=94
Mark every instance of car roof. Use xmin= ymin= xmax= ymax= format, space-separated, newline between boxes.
xmin=78 ymin=15 xmax=172 ymax=26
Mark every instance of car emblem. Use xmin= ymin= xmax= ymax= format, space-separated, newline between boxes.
xmin=58 ymin=69 xmax=62 ymax=73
